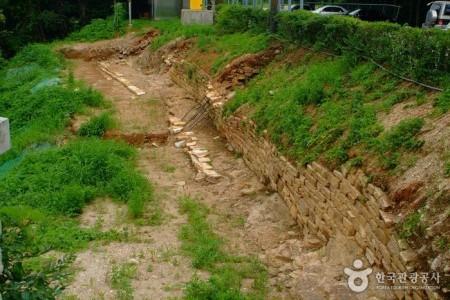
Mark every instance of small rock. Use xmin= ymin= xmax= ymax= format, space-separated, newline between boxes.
xmin=269 ymin=90 xmax=274 ymax=96
xmin=151 ymin=143 xmax=159 ymax=148
xmin=129 ymin=259 xmax=139 ymax=264
xmin=175 ymin=140 xmax=185 ymax=148
xmin=176 ymin=181 xmax=186 ymax=186
xmin=431 ymin=257 xmax=441 ymax=271
xmin=198 ymin=157 xmax=211 ymax=163
xmin=226 ymin=91 xmax=236 ymax=99
xmin=195 ymin=172 xmax=205 ymax=181
xmin=169 ymin=126 xmax=183 ymax=134
xmin=240 ymin=188 xmax=256 ymax=196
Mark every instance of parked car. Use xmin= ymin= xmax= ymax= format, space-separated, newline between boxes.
xmin=291 ymin=4 xmax=314 ymax=11
xmin=312 ymin=5 xmax=348 ymax=15
xmin=423 ymin=1 xmax=450 ymax=29
xmin=348 ymin=8 xmax=393 ymax=22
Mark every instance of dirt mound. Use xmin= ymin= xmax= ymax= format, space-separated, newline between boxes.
xmin=213 ymin=49 xmax=277 ymax=90
xmin=60 ymin=29 xmax=158 ymax=61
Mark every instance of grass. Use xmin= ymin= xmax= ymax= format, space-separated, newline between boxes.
xmin=0 ymin=138 xmax=152 ymax=217
xmin=145 ymin=19 xmax=270 ymax=74
xmin=0 ymin=44 xmax=107 ymax=164
xmin=78 ymin=112 xmax=115 ymax=137
xmin=225 ymin=53 xmax=427 ymax=170
xmin=0 ymin=42 xmax=157 ymax=298
xmin=178 ymin=196 xmax=268 ymax=299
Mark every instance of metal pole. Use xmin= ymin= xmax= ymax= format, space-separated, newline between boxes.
xmin=128 ymin=0 xmax=132 ymax=27
xmin=288 ymin=0 xmax=291 ymax=12
xmin=270 ymin=0 xmax=277 ymax=32
xmin=300 ymin=0 xmax=304 ymax=10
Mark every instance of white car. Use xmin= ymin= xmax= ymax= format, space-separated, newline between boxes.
xmin=312 ymin=5 xmax=348 ymax=15
xmin=423 ymin=1 xmax=450 ymax=29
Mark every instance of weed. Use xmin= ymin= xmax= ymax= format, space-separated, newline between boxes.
xmin=146 ymin=264 xmax=154 ymax=273
xmin=399 ymin=212 xmax=425 ymax=239
xmin=436 ymin=237 xmax=449 ymax=250
xmin=178 ymin=196 xmax=268 ymax=299
xmin=164 ymin=166 xmax=176 ymax=173
xmin=67 ymin=3 xmax=128 ymax=42
xmin=0 ymin=44 xmax=107 ymax=164
xmin=108 ymin=262 xmax=137 ymax=300
xmin=78 ymin=112 xmax=115 ymax=137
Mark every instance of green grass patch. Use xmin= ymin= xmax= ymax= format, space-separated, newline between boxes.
xmin=146 ymin=19 xmax=270 ymax=74
xmin=225 ymin=55 xmax=426 ymax=170
xmin=0 ymin=138 xmax=152 ymax=217
xmin=148 ymin=19 xmax=215 ymax=51
xmin=178 ymin=196 xmax=268 ymax=299
xmin=399 ymin=212 xmax=426 ymax=239
xmin=0 ymin=44 xmax=107 ymax=164
xmin=78 ymin=112 xmax=115 ymax=137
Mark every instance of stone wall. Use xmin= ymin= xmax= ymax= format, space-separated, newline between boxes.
xmin=165 ymin=58 xmax=440 ymax=300
xmin=216 ymin=114 xmax=436 ymax=299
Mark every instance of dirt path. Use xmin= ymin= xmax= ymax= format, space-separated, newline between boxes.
xmin=62 ymin=52 xmax=304 ymax=300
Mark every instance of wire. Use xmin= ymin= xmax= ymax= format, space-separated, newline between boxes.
xmin=363 ymin=56 xmax=444 ymax=92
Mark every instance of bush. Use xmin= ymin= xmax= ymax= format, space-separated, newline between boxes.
xmin=0 ymin=213 xmax=75 ymax=299
xmin=274 ymin=10 xmax=450 ymax=85
xmin=216 ymin=5 xmax=269 ymax=34
xmin=67 ymin=3 xmax=127 ymax=42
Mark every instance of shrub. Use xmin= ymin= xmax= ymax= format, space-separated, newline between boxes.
xmin=0 ymin=213 xmax=75 ymax=299
xmin=274 ymin=9 xmax=450 ymax=85
xmin=67 ymin=3 xmax=127 ymax=42
xmin=216 ymin=5 xmax=269 ymax=34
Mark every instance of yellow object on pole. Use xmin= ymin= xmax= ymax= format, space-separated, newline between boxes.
xmin=190 ymin=0 xmax=203 ymax=10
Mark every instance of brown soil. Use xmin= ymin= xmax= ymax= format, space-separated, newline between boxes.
xmin=103 ymin=131 xmax=169 ymax=147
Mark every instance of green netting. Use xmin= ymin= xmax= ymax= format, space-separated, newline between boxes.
xmin=0 ymin=143 xmax=54 ymax=177
xmin=30 ymin=78 xmax=62 ymax=93
xmin=5 ymin=65 xmax=36 ymax=78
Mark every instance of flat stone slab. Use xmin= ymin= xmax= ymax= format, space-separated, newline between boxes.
xmin=0 ymin=117 xmax=11 ymax=155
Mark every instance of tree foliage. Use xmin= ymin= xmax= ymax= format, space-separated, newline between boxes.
xmin=0 ymin=0 xmax=115 ymax=57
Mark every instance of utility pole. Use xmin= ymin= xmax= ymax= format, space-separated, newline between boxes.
xmin=270 ymin=0 xmax=277 ymax=33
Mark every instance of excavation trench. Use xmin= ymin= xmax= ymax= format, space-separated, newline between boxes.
xmin=61 ymin=39 xmax=307 ymax=300
xmin=58 ymin=32 xmax=435 ymax=300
